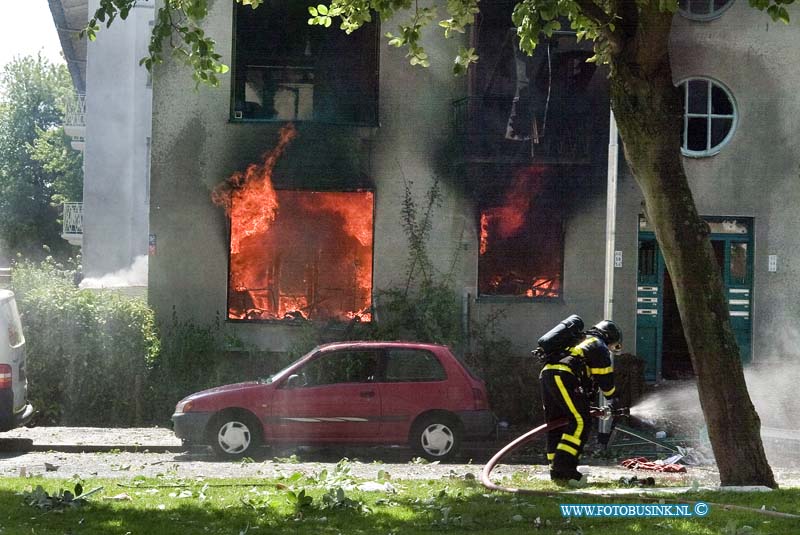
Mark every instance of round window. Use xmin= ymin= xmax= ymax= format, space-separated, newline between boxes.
xmin=678 ymin=0 xmax=735 ymax=21
xmin=680 ymin=78 xmax=737 ymax=157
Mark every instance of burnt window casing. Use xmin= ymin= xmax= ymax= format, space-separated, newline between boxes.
xmin=477 ymin=166 xmax=564 ymax=299
xmin=227 ymin=190 xmax=374 ymax=322
xmin=232 ymin=1 xmax=379 ymax=125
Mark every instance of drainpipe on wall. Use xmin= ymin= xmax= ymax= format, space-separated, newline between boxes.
xmin=604 ymin=108 xmax=619 ymax=320
xmin=600 ymin=108 xmax=619 ymax=434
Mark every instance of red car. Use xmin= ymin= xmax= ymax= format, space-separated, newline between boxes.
xmin=172 ymin=341 xmax=494 ymax=461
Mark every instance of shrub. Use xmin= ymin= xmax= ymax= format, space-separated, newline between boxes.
xmin=12 ymin=259 xmax=158 ymax=426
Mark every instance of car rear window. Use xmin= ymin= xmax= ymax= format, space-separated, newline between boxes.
xmin=384 ymin=349 xmax=446 ymax=382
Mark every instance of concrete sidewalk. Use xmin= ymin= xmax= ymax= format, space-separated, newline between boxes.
xmin=1 ymin=426 xmax=182 ymax=453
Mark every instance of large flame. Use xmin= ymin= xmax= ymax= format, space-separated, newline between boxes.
xmin=212 ymin=124 xmax=297 ymax=255
xmin=478 ymin=166 xmax=561 ymax=298
xmin=213 ymin=125 xmax=373 ymax=321
xmin=479 ymin=166 xmax=544 ymax=255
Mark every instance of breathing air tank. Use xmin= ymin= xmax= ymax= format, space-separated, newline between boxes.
xmin=536 ymin=315 xmax=584 ymax=355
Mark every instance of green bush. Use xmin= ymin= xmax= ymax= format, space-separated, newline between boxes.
xmin=12 ymin=259 xmax=158 ymax=426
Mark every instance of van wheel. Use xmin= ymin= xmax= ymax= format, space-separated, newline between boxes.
xmin=209 ymin=411 xmax=262 ymax=459
xmin=410 ymin=414 xmax=462 ymax=462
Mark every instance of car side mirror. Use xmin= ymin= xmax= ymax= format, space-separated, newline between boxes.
xmin=285 ymin=374 xmax=302 ymax=388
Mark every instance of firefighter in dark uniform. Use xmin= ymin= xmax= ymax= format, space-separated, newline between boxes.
xmin=540 ymin=320 xmax=622 ymax=483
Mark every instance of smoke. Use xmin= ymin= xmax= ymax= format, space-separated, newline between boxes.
xmin=79 ymin=255 xmax=148 ymax=289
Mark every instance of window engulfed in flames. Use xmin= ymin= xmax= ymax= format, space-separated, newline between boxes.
xmin=478 ymin=166 xmax=562 ymax=298
xmin=213 ymin=124 xmax=373 ymax=322
xmin=228 ymin=190 xmax=374 ymax=321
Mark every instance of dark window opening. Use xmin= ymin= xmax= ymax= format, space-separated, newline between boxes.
xmin=232 ymin=1 xmax=379 ymax=125
xmin=478 ymin=166 xmax=563 ymax=298
xmin=227 ymin=190 xmax=374 ymax=322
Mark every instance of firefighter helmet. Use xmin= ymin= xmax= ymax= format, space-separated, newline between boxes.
xmin=591 ymin=320 xmax=622 ymax=349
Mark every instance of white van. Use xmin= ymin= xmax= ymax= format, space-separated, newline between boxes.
xmin=0 ymin=289 xmax=33 ymax=431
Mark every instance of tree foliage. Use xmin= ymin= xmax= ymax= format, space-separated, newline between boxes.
xmin=0 ymin=55 xmax=83 ymax=259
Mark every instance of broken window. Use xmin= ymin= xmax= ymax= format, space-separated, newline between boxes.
xmin=477 ymin=166 xmax=563 ymax=298
xmin=232 ymin=1 xmax=378 ymax=125
xmin=227 ymin=190 xmax=374 ymax=322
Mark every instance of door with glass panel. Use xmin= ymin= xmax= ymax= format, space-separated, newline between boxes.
xmin=636 ymin=217 xmax=753 ymax=381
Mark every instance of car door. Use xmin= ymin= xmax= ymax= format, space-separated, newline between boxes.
xmin=270 ymin=349 xmax=382 ymax=442
xmin=376 ymin=348 xmax=449 ymax=442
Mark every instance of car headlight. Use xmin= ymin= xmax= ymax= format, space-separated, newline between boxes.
xmin=175 ymin=400 xmax=195 ymax=414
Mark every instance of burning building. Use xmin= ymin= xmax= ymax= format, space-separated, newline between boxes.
xmin=148 ymin=0 xmax=794 ymax=380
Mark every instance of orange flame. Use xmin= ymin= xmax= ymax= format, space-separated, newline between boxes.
xmin=213 ymin=126 xmax=374 ymax=322
xmin=479 ymin=166 xmax=544 ymax=256
xmin=212 ymin=124 xmax=298 ymax=255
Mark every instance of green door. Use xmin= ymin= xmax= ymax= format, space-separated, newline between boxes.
xmin=636 ymin=217 xmax=753 ymax=381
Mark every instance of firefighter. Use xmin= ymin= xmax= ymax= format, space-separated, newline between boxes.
xmin=539 ymin=320 xmax=622 ymax=484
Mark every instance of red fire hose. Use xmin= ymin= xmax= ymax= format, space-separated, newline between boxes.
xmin=480 ymin=408 xmax=608 ymax=494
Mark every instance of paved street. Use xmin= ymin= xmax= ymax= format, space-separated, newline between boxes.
xmin=2 ymin=426 xmax=799 ymax=488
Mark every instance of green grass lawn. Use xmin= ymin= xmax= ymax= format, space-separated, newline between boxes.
xmin=0 ymin=465 xmax=797 ymax=534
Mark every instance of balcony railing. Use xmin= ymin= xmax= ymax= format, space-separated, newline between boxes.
xmin=452 ymin=96 xmax=596 ymax=165
xmin=64 ymin=93 xmax=86 ymax=128
xmin=63 ymin=93 xmax=86 ymax=151
xmin=61 ymin=202 xmax=83 ymax=246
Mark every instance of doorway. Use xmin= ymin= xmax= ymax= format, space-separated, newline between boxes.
xmin=636 ymin=217 xmax=753 ymax=381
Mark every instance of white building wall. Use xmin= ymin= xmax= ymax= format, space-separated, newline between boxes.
xmin=82 ymin=0 xmax=153 ymax=278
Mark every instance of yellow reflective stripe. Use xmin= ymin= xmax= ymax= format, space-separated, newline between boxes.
xmin=602 ymin=386 xmax=616 ymax=397
xmin=557 ymin=443 xmax=579 ymax=456
xmin=569 ymin=347 xmax=584 ymax=357
xmin=561 ymin=433 xmax=581 ymax=446
xmin=543 ymin=364 xmax=573 ymax=374
xmin=547 ymin=453 xmax=555 ymax=460
xmin=590 ymin=366 xmax=613 ymax=375
xmin=554 ymin=375 xmax=584 ymax=449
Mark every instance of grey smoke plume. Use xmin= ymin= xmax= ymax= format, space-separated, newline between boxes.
xmin=79 ymin=255 xmax=148 ymax=289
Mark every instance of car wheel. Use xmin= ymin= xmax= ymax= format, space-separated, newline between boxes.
xmin=410 ymin=414 xmax=462 ymax=462
xmin=209 ymin=411 xmax=262 ymax=459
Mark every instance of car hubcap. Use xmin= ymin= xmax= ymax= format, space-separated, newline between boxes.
xmin=217 ymin=421 xmax=251 ymax=454
xmin=421 ymin=423 xmax=454 ymax=456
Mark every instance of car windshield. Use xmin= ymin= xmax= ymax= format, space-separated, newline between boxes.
xmin=261 ymin=347 xmax=318 ymax=384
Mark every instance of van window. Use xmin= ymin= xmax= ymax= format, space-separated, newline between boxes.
xmin=1 ymin=299 xmax=24 ymax=348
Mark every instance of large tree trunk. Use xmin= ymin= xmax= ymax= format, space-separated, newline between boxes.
xmin=608 ymin=6 xmax=776 ymax=487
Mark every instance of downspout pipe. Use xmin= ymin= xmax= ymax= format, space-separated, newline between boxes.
xmin=599 ymin=108 xmax=619 ymax=434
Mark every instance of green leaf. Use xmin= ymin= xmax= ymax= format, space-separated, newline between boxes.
xmin=317 ymin=4 xmax=328 ymax=15
xmin=308 ymin=6 xmax=318 ymax=16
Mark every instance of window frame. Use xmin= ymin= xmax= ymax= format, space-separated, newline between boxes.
xmin=225 ymin=188 xmax=376 ymax=324
xmin=679 ymin=77 xmax=737 ymax=158
xmin=678 ymin=0 xmax=735 ymax=21
xmin=229 ymin=1 xmax=380 ymax=126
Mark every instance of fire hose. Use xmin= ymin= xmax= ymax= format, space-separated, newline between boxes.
xmin=480 ymin=406 xmax=625 ymax=494
xmin=479 ymin=407 xmax=800 ymax=520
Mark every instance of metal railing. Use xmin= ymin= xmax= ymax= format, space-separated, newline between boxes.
xmin=64 ymin=93 xmax=86 ymax=128
xmin=62 ymin=202 xmax=83 ymax=236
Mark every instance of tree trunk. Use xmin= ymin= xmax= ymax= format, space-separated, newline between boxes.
xmin=608 ymin=6 xmax=776 ymax=487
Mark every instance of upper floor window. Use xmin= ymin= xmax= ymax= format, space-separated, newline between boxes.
xmin=680 ymin=77 xmax=737 ymax=157
xmin=678 ymin=0 xmax=735 ymax=20
xmin=232 ymin=1 xmax=379 ymax=125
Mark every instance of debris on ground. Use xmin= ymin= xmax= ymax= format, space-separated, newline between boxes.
xmin=620 ymin=457 xmax=687 ymax=473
